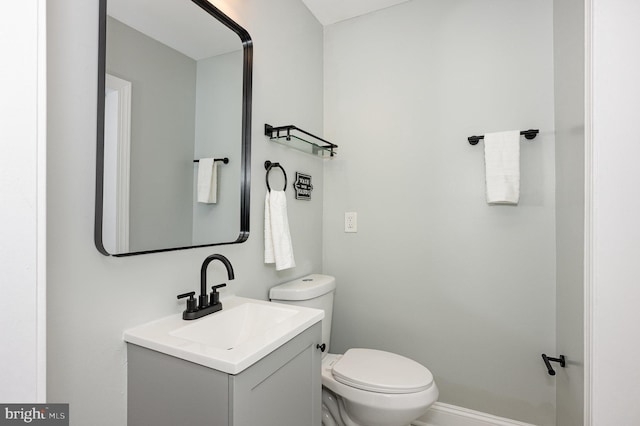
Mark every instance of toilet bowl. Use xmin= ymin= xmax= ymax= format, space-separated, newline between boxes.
xmin=270 ymin=274 xmax=438 ymax=426
xmin=321 ymin=351 xmax=438 ymax=426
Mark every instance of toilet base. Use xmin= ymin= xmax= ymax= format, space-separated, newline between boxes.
xmin=321 ymin=387 xmax=429 ymax=426
xmin=322 ymin=388 xmax=360 ymax=426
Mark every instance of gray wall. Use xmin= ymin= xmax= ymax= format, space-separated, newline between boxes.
xmin=322 ymin=1 xmax=557 ymax=424
xmin=106 ymin=17 xmax=196 ymax=252
xmin=553 ymin=0 xmax=585 ymax=424
xmin=192 ymin=49 xmax=243 ymax=244
xmin=47 ymin=0 xmax=324 ymax=424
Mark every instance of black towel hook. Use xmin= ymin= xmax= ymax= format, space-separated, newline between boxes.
xmin=264 ymin=160 xmax=287 ymax=192
xmin=541 ymin=354 xmax=566 ymax=376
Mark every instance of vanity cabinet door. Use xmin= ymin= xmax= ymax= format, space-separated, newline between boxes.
xmin=127 ymin=344 xmax=230 ymax=426
xmin=127 ymin=322 xmax=321 ymax=426
xmin=231 ymin=323 xmax=322 ymax=426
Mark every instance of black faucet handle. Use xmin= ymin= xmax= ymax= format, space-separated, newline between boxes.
xmin=177 ymin=291 xmax=197 ymax=313
xmin=209 ymin=284 xmax=227 ymax=306
xmin=177 ymin=291 xmax=196 ymax=299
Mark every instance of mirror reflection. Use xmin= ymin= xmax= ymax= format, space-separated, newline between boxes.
xmin=96 ymin=0 xmax=252 ymax=256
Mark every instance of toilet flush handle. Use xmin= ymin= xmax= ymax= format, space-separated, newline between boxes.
xmin=316 ymin=343 xmax=326 ymax=352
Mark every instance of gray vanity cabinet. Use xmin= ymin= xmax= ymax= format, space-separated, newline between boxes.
xmin=127 ymin=323 xmax=322 ymax=426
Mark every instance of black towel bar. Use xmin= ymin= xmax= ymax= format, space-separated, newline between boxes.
xmin=468 ymin=129 xmax=539 ymax=145
xmin=264 ymin=160 xmax=287 ymax=192
xmin=193 ymin=157 xmax=229 ymax=164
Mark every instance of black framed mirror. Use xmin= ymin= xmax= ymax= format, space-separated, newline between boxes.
xmin=95 ymin=0 xmax=252 ymax=256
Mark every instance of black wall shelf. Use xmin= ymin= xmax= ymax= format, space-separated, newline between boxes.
xmin=265 ymin=124 xmax=337 ymax=158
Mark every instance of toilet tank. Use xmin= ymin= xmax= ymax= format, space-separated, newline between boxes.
xmin=269 ymin=274 xmax=336 ymax=354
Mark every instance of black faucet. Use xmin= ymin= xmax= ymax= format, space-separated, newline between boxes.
xmin=177 ymin=254 xmax=235 ymax=320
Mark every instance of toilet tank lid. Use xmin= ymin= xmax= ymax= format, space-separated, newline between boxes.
xmin=269 ymin=274 xmax=336 ymax=301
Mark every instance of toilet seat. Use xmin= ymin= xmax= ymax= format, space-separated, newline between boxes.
xmin=331 ymin=348 xmax=434 ymax=394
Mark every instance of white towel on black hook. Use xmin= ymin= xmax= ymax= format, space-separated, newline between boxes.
xmin=264 ymin=190 xmax=295 ymax=270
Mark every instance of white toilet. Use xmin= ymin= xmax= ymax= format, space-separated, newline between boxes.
xmin=270 ymin=274 xmax=438 ymax=426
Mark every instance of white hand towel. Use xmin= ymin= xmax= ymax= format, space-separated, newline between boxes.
xmin=484 ymin=130 xmax=520 ymax=204
xmin=264 ymin=191 xmax=295 ymax=271
xmin=264 ymin=192 xmax=274 ymax=264
xmin=197 ymin=158 xmax=218 ymax=203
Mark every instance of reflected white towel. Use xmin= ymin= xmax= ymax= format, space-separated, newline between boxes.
xmin=197 ymin=158 xmax=218 ymax=203
xmin=264 ymin=191 xmax=295 ymax=271
xmin=484 ymin=130 xmax=520 ymax=204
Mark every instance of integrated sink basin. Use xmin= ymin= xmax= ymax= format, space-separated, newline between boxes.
xmin=124 ymin=296 xmax=323 ymax=374
xmin=170 ymin=302 xmax=299 ymax=350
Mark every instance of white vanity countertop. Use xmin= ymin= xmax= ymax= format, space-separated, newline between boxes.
xmin=123 ymin=296 xmax=323 ymax=374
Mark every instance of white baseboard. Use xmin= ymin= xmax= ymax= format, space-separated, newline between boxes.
xmin=412 ymin=402 xmax=536 ymax=426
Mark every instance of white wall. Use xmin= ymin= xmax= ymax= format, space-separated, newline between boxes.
xmin=590 ymin=0 xmax=640 ymax=424
xmin=0 ymin=0 xmax=46 ymax=403
xmin=323 ymin=1 xmax=557 ymax=424
xmin=553 ymin=0 xmax=585 ymax=424
xmin=46 ymin=0 xmax=324 ymax=424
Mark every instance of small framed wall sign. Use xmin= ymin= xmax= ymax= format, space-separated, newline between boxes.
xmin=294 ymin=172 xmax=313 ymax=200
